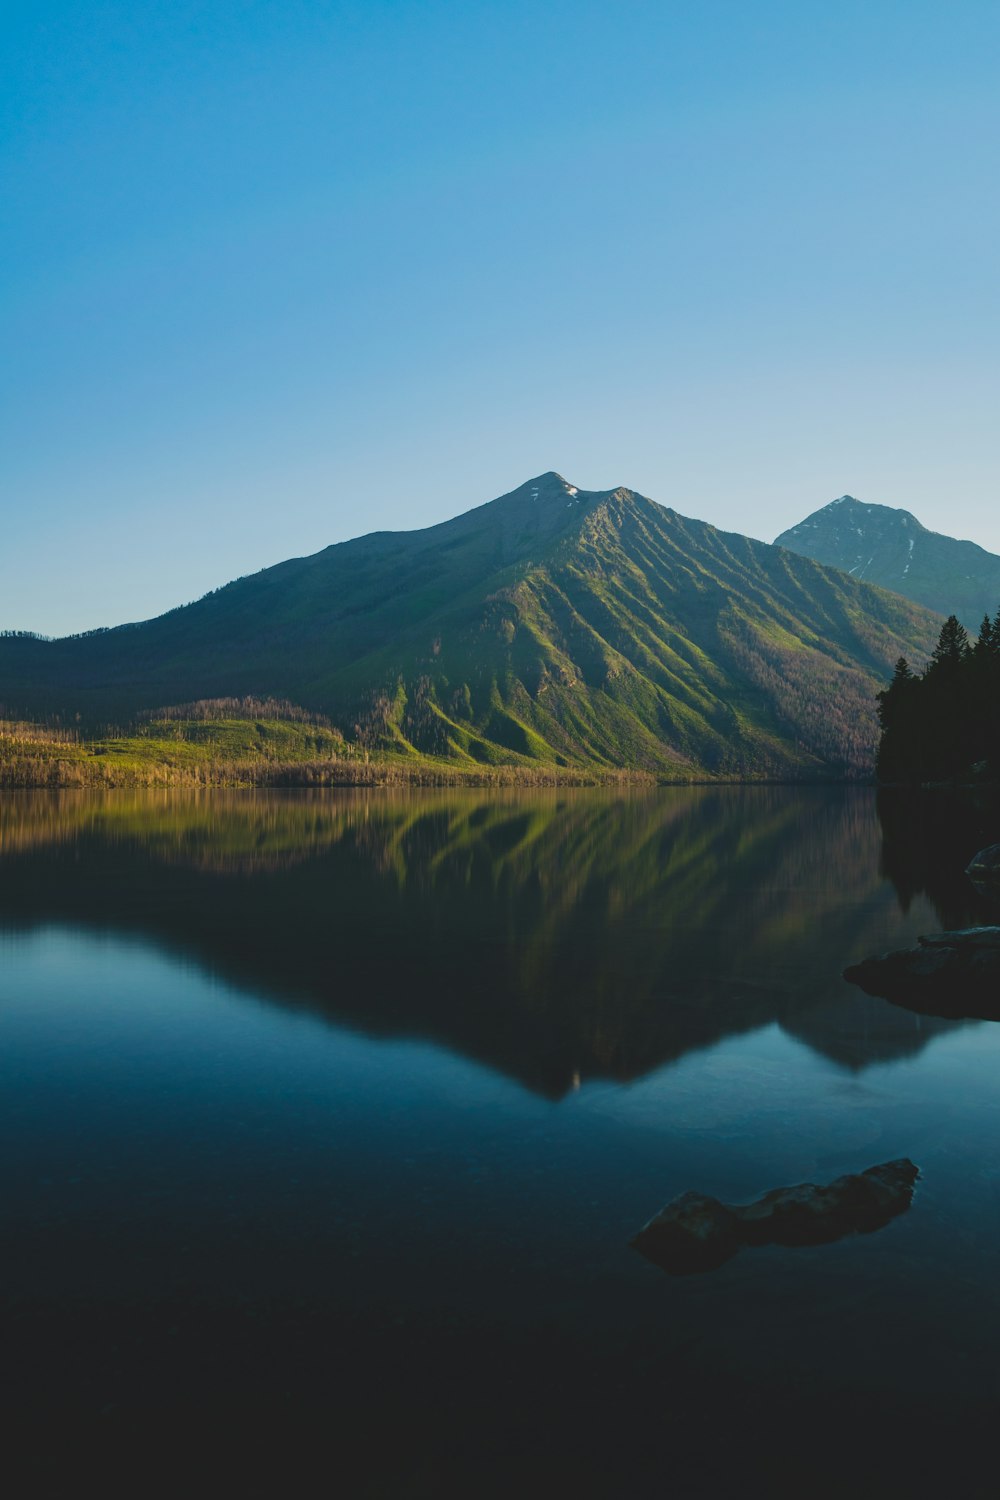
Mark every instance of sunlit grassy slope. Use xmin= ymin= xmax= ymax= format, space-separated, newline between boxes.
xmin=0 ymin=473 xmax=943 ymax=778
xmin=0 ymin=709 xmax=632 ymax=787
xmin=0 ymin=712 xmax=346 ymax=787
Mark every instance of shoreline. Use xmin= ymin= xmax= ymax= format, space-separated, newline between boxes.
xmin=0 ymin=760 xmax=877 ymax=790
xmin=1 ymin=716 xmax=880 ymax=789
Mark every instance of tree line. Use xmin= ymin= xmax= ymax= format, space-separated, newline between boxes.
xmin=877 ymin=611 xmax=1000 ymax=781
xmin=140 ymin=696 xmax=334 ymax=725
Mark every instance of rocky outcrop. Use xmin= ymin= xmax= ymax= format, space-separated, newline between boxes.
xmin=631 ymin=1159 xmax=919 ymax=1275
xmin=967 ymin=843 xmax=1000 ymax=884
xmin=844 ymin=929 xmax=1000 ymax=1019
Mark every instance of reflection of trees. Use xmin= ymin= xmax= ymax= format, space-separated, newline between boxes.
xmin=875 ymin=788 xmax=1000 ymax=929
xmin=0 ymin=788 xmax=958 ymax=1093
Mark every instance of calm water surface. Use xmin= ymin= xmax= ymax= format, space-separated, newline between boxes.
xmin=3 ymin=787 xmax=1000 ymax=1493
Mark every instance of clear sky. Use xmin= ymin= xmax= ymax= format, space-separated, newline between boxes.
xmin=4 ymin=0 xmax=1000 ymax=636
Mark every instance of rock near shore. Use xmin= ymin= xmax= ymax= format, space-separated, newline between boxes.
xmin=845 ymin=928 xmax=1000 ymax=1019
xmin=631 ymin=1159 xmax=919 ymax=1275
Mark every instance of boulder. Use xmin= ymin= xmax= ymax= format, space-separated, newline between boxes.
xmin=629 ymin=1191 xmax=741 ymax=1275
xmin=631 ymin=1159 xmax=919 ymax=1275
xmin=845 ymin=929 xmax=1000 ymax=1019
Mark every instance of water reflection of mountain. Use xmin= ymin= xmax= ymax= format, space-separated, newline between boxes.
xmin=0 ymin=789 xmax=958 ymax=1094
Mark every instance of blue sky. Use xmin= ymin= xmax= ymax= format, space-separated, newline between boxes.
xmin=4 ymin=0 xmax=1000 ymax=636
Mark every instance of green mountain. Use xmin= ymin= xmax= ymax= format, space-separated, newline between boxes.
xmin=775 ymin=495 xmax=1000 ymax=631
xmin=0 ymin=473 xmax=942 ymax=777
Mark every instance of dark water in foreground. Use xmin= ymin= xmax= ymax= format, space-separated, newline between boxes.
xmin=3 ymin=787 xmax=1000 ymax=1494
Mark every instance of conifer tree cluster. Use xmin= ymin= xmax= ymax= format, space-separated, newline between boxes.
xmin=877 ymin=611 xmax=1000 ymax=781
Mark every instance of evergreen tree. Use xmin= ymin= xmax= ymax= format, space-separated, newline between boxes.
xmin=876 ymin=605 xmax=1000 ymax=781
xmin=975 ymin=614 xmax=994 ymax=658
xmin=927 ymin=614 xmax=970 ymax=672
xmin=876 ymin=657 xmax=922 ymax=781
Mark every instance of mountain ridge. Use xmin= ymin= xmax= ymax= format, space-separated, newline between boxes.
xmin=0 ymin=473 xmax=943 ymax=778
xmin=775 ymin=495 xmax=1000 ymax=630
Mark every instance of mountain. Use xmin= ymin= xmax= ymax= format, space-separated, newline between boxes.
xmin=0 ymin=472 xmax=943 ymax=777
xmin=775 ymin=495 xmax=1000 ymax=631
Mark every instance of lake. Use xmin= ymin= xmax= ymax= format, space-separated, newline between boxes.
xmin=3 ymin=786 xmax=1000 ymax=1494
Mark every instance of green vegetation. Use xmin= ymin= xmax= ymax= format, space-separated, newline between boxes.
xmin=0 ymin=474 xmax=943 ymax=781
xmin=877 ymin=610 xmax=1000 ymax=783
xmin=0 ymin=699 xmax=648 ymax=788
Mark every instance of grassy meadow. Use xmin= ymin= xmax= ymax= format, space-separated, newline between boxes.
xmin=0 ymin=704 xmax=650 ymax=788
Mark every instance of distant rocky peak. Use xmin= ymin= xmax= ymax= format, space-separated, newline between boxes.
xmin=785 ymin=496 xmax=924 ymax=539
xmin=775 ymin=492 xmax=1000 ymax=630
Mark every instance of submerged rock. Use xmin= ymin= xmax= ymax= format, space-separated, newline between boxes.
xmin=845 ymin=929 xmax=1000 ymax=1019
xmin=631 ymin=1159 xmax=919 ymax=1275
xmin=631 ymin=1190 xmax=742 ymax=1274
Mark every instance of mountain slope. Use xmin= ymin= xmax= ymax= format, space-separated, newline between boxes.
xmin=0 ymin=473 xmax=942 ymax=777
xmin=775 ymin=495 xmax=1000 ymax=630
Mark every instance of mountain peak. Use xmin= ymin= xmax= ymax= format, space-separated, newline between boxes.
xmin=512 ymin=472 xmax=637 ymax=505
xmin=524 ymin=471 xmax=580 ymax=498
xmin=776 ymin=496 xmax=1000 ymax=628
xmin=0 ymin=470 xmax=942 ymax=778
